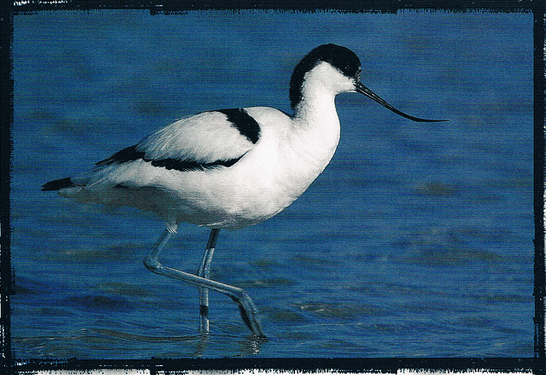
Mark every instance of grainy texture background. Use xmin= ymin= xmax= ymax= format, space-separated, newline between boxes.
xmin=11 ymin=10 xmax=532 ymax=358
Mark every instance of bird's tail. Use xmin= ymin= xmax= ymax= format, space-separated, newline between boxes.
xmin=41 ymin=177 xmax=78 ymax=191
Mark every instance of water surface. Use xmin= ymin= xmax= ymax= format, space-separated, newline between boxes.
xmin=11 ymin=10 xmax=533 ymax=358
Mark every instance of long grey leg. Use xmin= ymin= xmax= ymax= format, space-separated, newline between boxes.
xmin=143 ymin=226 xmax=265 ymax=338
xmin=196 ymin=229 xmax=219 ymax=334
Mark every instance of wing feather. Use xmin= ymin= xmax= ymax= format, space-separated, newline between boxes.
xmin=53 ymin=109 xmax=260 ymax=191
xmin=136 ymin=110 xmax=257 ymax=164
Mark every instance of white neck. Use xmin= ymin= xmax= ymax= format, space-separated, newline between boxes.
xmin=289 ymin=88 xmax=341 ymax=177
xmin=290 ymin=62 xmax=354 ymax=153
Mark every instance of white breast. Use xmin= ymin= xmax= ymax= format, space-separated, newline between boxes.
xmin=151 ymin=106 xmax=341 ymax=229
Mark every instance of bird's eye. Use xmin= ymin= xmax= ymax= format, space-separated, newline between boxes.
xmin=355 ymin=68 xmax=362 ymax=81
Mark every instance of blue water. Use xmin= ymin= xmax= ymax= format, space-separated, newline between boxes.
xmin=11 ymin=10 xmax=533 ymax=358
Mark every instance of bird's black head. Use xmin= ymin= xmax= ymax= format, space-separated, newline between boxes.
xmin=289 ymin=44 xmax=362 ymax=109
xmin=289 ymin=44 xmax=447 ymax=123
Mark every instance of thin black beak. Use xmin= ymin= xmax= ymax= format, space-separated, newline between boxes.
xmin=355 ymin=82 xmax=447 ymax=123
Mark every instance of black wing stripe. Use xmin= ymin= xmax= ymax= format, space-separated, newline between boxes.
xmin=217 ymin=108 xmax=260 ymax=144
xmin=95 ymin=145 xmax=243 ymax=172
xmin=95 ymin=145 xmax=144 ymax=166
xmin=149 ymin=156 xmax=243 ymax=171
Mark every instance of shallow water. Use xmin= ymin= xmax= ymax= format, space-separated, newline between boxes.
xmin=11 ymin=10 xmax=533 ymax=358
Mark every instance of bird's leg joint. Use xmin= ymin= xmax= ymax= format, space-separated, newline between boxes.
xmin=143 ymin=256 xmax=162 ymax=271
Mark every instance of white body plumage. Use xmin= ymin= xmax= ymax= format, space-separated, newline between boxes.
xmin=54 ymin=62 xmax=349 ymax=229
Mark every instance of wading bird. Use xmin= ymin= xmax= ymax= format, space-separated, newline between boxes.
xmin=43 ymin=44 xmax=444 ymax=337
